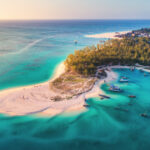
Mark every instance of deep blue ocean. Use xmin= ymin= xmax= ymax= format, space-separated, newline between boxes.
xmin=0 ymin=20 xmax=150 ymax=150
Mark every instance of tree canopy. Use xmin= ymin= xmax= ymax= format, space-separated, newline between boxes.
xmin=65 ymin=37 xmax=150 ymax=75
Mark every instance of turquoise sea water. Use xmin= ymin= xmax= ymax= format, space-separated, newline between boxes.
xmin=0 ymin=20 xmax=150 ymax=149
xmin=1 ymin=68 xmax=150 ymax=150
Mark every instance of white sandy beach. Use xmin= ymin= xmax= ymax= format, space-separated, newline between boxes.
xmin=0 ymin=62 xmax=65 ymax=115
xmin=85 ymin=31 xmax=130 ymax=39
xmin=0 ymin=61 xmax=119 ymax=116
xmin=0 ymin=62 xmax=148 ymax=117
xmin=0 ymin=61 xmax=91 ymax=116
xmin=85 ymin=69 xmax=118 ymax=99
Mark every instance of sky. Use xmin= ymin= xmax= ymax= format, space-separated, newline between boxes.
xmin=0 ymin=0 xmax=150 ymax=20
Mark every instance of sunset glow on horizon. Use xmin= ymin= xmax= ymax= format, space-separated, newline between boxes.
xmin=0 ymin=0 xmax=150 ymax=20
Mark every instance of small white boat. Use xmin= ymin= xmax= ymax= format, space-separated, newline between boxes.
xmin=109 ymin=85 xmax=122 ymax=92
xmin=119 ymin=78 xmax=129 ymax=82
xmin=74 ymin=40 xmax=78 ymax=44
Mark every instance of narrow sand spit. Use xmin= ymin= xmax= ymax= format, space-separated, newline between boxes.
xmin=0 ymin=62 xmax=65 ymax=116
xmin=0 ymin=63 xmax=118 ymax=116
xmin=85 ymin=31 xmax=130 ymax=39
xmin=0 ymin=64 xmax=148 ymax=117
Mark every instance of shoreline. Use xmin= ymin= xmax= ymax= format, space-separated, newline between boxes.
xmin=85 ymin=68 xmax=118 ymax=99
xmin=0 ymin=63 xmax=149 ymax=117
xmin=84 ymin=65 xmax=150 ymax=99
xmin=85 ymin=31 xmax=131 ymax=39
xmin=0 ymin=63 xmax=118 ymax=116
xmin=0 ymin=61 xmax=90 ymax=117
xmin=0 ymin=61 xmax=65 ymax=96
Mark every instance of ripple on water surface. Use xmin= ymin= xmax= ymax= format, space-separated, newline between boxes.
xmin=0 ymin=68 xmax=150 ymax=149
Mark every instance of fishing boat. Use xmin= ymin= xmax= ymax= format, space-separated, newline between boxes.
xmin=99 ymin=94 xmax=110 ymax=99
xmin=141 ymin=113 xmax=148 ymax=118
xmin=83 ymin=104 xmax=90 ymax=108
xmin=128 ymin=95 xmax=136 ymax=98
xmin=109 ymin=85 xmax=122 ymax=92
xmin=119 ymin=78 xmax=129 ymax=82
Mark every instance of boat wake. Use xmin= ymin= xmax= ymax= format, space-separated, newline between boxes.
xmin=5 ymin=36 xmax=54 ymax=56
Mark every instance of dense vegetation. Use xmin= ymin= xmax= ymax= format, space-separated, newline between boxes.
xmin=119 ymin=28 xmax=150 ymax=38
xmin=133 ymin=28 xmax=150 ymax=34
xmin=65 ymin=37 xmax=150 ymax=75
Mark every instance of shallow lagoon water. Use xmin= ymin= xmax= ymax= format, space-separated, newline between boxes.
xmin=0 ymin=69 xmax=150 ymax=149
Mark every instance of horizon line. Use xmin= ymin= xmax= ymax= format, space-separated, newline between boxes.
xmin=0 ymin=18 xmax=150 ymax=21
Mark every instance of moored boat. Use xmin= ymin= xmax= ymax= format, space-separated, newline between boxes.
xmin=109 ymin=85 xmax=122 ymax=92
xmin=141 ymin=113 xmax=148 ymax=118
xmin=99 ymin=94 xmax=111 ymax=99
xmin=119 ymin=78 xmax=129 ymax=82
xmin=128 ymin=95 xmax=136 ymax=98
xmin=83 ymin=104 xmax=90 ymax=108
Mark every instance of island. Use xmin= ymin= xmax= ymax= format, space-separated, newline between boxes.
xmin=64 ymin=33 xmax=150 ymax=76
xmin=0 ymin=28 xmax=150 ymax=116
xmin=115 ymin=28 xmax=150 ymax=38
